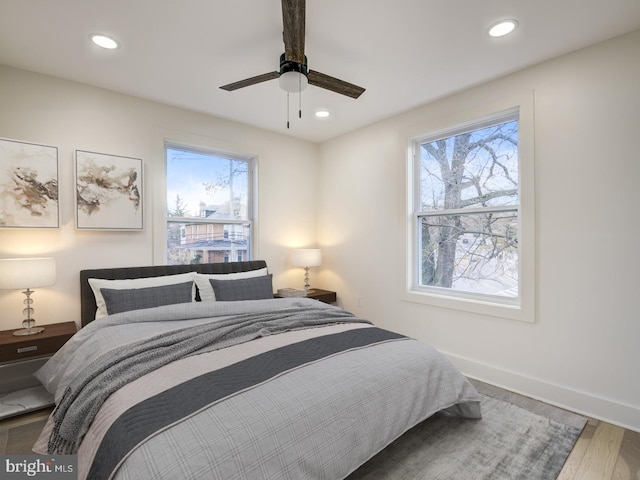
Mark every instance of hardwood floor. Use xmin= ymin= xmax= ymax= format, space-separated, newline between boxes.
xmin=1 ymin=406 xmax=639 ymax=479
xmin=558 ymin=417 xmax=640 ymax=480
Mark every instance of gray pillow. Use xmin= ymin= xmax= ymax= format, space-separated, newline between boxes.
xmin=101 ymin=281 xmax=194 ymax=315
xmin=209 ymin=274 xmax=273 ymax=301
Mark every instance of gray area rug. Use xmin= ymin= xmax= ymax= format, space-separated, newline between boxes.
xmin=347 ymin=380 xmax=587 ymax=480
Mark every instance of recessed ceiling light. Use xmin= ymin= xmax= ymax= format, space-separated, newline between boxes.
xmin=90 ymin=34 xmax=119 ymax=49
xmin=315 ymin=110 xmax=330 ymax=118
xmin=487 ymin=20 xmax=518 ymax=38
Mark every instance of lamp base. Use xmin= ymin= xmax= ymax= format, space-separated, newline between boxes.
xmin=13 ymin=326 xmax=45 ymax=336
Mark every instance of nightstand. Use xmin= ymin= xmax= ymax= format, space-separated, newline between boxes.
xmin=0 ymin=321 xmax=77 ymax=419
xmin=274 ymin=288 xmax=337 ymax=304
xmin=305 ymin=289 xmax=337 ymax=304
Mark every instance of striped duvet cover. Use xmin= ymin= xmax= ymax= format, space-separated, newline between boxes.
xmin=34 ymin=298 xmax=481 ymax=480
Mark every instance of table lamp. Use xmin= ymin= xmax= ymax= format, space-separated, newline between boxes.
xmin=0 ymin=257 xmax=56 ymax=336
xmin=290 ymin=249 xmax=322 ymax=294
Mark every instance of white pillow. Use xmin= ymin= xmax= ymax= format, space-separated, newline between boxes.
xmin=192 ymin=267 xmax=269 ymax=302
xmin=88 ymin=273 xmax=196 ymax=320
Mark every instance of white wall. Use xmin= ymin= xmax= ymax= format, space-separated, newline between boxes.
xmin=0 ymin=65 xmax=319 ymax=329
xmin=317 ymin=30 xmax=640 ymax=431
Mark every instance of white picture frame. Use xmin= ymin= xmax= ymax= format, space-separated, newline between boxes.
xmin=0 ymin=137 xmax=59 ymax=228
xmin=75 ymin=150 xmax=143 ymax=230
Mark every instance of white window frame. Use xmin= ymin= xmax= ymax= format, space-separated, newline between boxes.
xmin=403 ymin=92 xmax=535 ymax=322
xmin=163 ymin=141 xmax=257 ymax=264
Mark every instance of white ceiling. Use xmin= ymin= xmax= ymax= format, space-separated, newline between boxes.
xmin=1 ymin=0 xmax=639 ymax=143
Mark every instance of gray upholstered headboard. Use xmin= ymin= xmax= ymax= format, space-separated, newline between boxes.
xmin=79 ymin=260 xmax=268 ymax=327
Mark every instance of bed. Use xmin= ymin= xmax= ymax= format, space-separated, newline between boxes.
xmin=33 ymin=261 xmax=481 ymax=480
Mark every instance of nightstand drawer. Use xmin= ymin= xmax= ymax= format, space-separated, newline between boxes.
xmin=2 ymin=338 xmax=63 ymax=362
xmin=0 ymin=321 xmax=77 ymax=363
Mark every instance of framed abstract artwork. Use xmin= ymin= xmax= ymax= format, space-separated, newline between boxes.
xmin=75 ymin=150 xmax=143 ymax=230
xmin=0 ymin=137 xmax=59 ymax=228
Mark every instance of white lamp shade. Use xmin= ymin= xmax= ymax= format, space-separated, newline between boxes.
xmin=0 ymin=257 xmax=56 ymax=289
xmin=290 ymin=249 xmax=322 ymax=268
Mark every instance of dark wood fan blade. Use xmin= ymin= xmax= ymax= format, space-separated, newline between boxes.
xmin=282 ymin=0 xmax=305 ymax=64
xmin=308 ymin=70 xmax=366 ymax=99
xmin=220 ymin=72 xmax=279 ymax=91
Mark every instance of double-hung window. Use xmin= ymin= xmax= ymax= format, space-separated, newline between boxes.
xmin=408 ymin=104 xmax=534 ymax=321
xmin=165 ymin=144 xmax=255 ymax=265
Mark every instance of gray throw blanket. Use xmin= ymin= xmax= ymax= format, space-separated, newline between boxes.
xmin=48 ymin=306 xmax=368 ymax=455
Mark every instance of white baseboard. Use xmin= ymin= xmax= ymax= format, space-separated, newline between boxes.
xmin=443 ymin=351 xmax=640 ymax=433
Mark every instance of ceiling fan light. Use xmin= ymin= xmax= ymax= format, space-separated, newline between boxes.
xmin=279 ymin=71 xmax=308 ymax=93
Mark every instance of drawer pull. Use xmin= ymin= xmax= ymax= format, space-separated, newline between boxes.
xmin=17 ymin=346 xmax=38 ymax=354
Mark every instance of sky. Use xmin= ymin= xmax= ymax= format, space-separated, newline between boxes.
xmin=166 ymin=147 xmax=248 ymax=217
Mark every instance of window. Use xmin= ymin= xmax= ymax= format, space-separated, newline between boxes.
xmin=165 ymin=144 xmax=254 ymax=265
xmin=408 ymin=104 xmax=534 ymax=321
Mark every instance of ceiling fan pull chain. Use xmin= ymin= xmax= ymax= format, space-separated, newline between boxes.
xmin=287 ymin=92 xmax=290 ymax=129
xmin=299 ymin=70 xmax=302 ymax=119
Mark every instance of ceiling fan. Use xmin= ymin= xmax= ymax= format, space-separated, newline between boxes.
xmin=220 ymin=0 xmax=366 ymax=100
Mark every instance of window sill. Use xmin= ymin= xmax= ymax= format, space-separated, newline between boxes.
xmin=400 ymin=288 xmax=534 ymax=323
